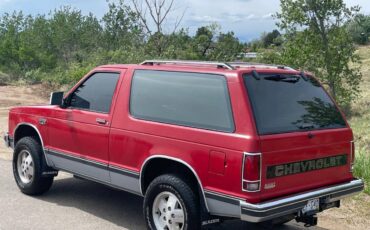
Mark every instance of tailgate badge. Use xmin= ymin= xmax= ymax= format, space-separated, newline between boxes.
xmin=264 ymin=182 xmax=276 ymax=190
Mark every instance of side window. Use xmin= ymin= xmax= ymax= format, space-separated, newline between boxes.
xmin=69 ymin=72 xmax=120 ymax=113
xmin=130 ymin=70 xmax=234 ymax=132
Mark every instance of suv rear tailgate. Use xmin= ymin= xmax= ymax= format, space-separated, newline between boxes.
xmin=259 ymin=128 xmax=353 ymax=201
xmin=242 ymin=71 xmax=354 ymax=201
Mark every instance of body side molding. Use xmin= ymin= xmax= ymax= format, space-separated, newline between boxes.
xmin=45 ymin=149 xmax=142 ymax=195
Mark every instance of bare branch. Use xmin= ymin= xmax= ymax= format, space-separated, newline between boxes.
xmin=131 ymin=0 xmax=152 ymax=35
xmin=144 ymin=0 xmax=158 ymax=27
xmin=172 ymin=6 xmax=187 ymax=33
xmin=159 ymin=0 xmax=175 ymax=25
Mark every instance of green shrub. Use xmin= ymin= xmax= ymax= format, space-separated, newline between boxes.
xmin=23 ymin=69 xmax=46 ymax=84
xmin=0 ymin=71 xmax=11 ymax=85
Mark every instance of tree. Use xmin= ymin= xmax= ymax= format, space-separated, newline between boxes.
xmin=18 ymin=14 xmax=57 ymax=71
xmin=130 ymin=0 xmax=186 ymax=56
xmin=276 ymin=0 xmax=362 ymax=107
xmin=262 ymin=29 xmax=282 ymax=47
xmin=192 ymin=25 xmax=216 ymax=59
xmin=102 ymin=0 xmax=143 ymax=50
xmin=210 ymin=31 xmax=244 ymax=61
xmin=347 ymin=14 xmax=370 ymax=45
xmin=0 ymin=11 xmax=25 ymax=73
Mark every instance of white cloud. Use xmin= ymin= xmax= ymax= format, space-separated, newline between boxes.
xmin=189 ymin=14 xmax=222 ymax=23
xmin=262 ymin=13 xmax=274 ymax=19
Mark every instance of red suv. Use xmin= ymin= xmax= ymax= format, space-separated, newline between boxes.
xmin=3 ymin=60 xmax=364 ymax=229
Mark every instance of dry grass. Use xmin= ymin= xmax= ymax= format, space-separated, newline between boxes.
xmin=350 ymin=46 xmax=370 ymax=148
xmin=349 ymin=46 xmax=370 ymax=194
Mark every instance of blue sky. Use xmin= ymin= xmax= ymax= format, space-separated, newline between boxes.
xmin=0 ymin=0 xmax=369 ymax=41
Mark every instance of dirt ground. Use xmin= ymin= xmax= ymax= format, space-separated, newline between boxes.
xmin=0 ymin=85 xmax=369 ymax=230
xmin=0 ymin=85 xmax=47 ymax=160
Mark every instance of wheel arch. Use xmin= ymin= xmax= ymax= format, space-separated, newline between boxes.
xmin=14 ymin=123 xmax=44 ymax=147
xmin=140 ymin=155 xmax=209 ymax=212
xmin=13 ymin=122 xmax=50 ymax=166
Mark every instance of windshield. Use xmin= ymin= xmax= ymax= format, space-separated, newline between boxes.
xmin=243 ymin=73 xmax=347 ymax=135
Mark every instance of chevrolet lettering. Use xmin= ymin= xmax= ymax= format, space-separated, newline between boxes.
xmin=267 ymin=155 xmax=348 ymax=179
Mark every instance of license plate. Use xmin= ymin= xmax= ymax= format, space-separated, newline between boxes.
xmin=302 ymin=198 xmax=320 ymax=214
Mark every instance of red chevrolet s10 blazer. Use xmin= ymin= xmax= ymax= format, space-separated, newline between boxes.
xmin=3 ymin=60 xmax=364 ymax=229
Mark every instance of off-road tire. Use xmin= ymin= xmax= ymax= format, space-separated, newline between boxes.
xmin=143 ymin=174 xmax=201 ymax=230
xmin=13 ymin=136 xmax=54 ymax=195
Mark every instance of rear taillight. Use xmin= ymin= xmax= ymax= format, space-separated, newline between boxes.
xmin=350 ymin=141 xmax=355 ymax=172
xmin=242 ymin=153 xmax=261 ymax=192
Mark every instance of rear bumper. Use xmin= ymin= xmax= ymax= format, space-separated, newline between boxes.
xmin=3 ymin=132 xmax=13 ymax=149
xmin=240 ymin=179 xmax=364 ymax=222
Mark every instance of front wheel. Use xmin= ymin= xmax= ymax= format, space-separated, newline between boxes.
xmin=143 ymin=174 xmax=201 ymax=230
xmin=13 ymin=137 xmax=54 ymax=195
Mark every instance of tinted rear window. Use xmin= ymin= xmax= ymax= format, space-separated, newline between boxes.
xmin=243 ymin=74 xmax=346 ymax=135
xmin=130 ymin=70 xmax=234 ymax=132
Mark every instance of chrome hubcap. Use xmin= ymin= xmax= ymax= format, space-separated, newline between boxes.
xmin=152 ymin=192 xmax=185 ymax=230
xmin=17 ymin=150 xmax=34 ymax=184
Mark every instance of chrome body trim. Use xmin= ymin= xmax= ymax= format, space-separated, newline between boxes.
xmin=240 ymin=179 xmax=364 ymax=222
xmin=13 ymin=122 xmax=51 ymax=166
xmin=140 ymin=155 xmax=210 ymax=212
xmin=350 ymin=140 xmax=354 ymax=172
xmin=241 ymin=152 xmax=262 ymax=192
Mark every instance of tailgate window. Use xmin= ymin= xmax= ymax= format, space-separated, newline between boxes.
xmin=243 ymin=73 xmax=346 ymax=135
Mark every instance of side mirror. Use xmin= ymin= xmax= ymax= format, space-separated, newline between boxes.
xmin=50 ymin=92 xmax=64 ymax=106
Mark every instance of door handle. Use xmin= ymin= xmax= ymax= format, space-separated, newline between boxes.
xmin=96 ymin=118 xmax=108 ymax=125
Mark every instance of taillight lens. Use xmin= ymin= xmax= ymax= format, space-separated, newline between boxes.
xmin=350 ymin=141 xmax=355 ymax=172
xmin=242 ymin=153 xmax=261 ymax=192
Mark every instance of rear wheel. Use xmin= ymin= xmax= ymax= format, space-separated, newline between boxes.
xmin=143 ymin=174 xmax=201 ymax=230
xmin=13 ymin=137 xmax=54 ymax=195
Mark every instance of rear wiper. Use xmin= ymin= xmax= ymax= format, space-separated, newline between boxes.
xmin=252 ymin=70 xmax=260 ymax=80
xmin=265 ymin=75 xmax=300 ymax=83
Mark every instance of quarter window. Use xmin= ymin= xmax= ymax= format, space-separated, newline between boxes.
xmin=69 ymin=72 xmax=119 ymax=113
xmin=130 ymin=70 xmax=234 ymax=132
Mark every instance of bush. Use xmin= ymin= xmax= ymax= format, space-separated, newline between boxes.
xmin=0 ymin=72 xmax=11 ymax=85
xmin=24 ymin=69 xmax=45 ymax=84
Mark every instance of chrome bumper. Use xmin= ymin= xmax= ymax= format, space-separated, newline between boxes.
xmin=240 ymin=179 xmax=364 ymax=222
xmin=3 ymin=132 xmax=13 ymax=149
